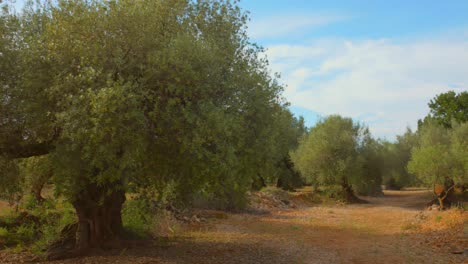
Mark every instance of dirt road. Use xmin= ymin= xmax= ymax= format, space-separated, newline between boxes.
xmin=27 ymin=189 xmax=462 ymax=264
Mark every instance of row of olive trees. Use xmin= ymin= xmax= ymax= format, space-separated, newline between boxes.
xmin=382 ymin=91 xmax=467 ymax=208
xmin=291 ymin=91 xmax=467 ymax=204
xmin=0 ymin=0 xmax=306 ymax=251
xmin=378 ymin=129 xmax=419 ymax=190
xmin=371 ymin=91 xmax=467 ymax=194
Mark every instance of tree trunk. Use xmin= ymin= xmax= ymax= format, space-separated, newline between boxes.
xmin=437 ymin=197 xmax=444 ymax=210
xmin=341 ymin=178 xmax=363 ymax=203
xmin=432 ymin=182 xmax=456 ymax=210
xmin=72 ymin=186 xmax=126 ymax=250
xmin=342 ymin=183 xmax=355 ymax=201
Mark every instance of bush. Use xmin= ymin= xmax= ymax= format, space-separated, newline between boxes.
xmin=122 ymin=198 xmax=155 ymax=238
xmin=0 ymin=199 xmax=76 ymax=255
xmin=320 ymin=185 xmax=349 ymax=202
xmin=0 ymin=226 xmax=9 ymax=245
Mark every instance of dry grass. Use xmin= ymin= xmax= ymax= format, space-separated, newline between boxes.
xmin=402 ymin=209 xmax=468 ymax=257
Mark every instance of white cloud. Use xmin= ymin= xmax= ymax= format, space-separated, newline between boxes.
xmin=248 ymin=14 xmax=347 ymax=39
xmin=265 ymin=36 xmax=468 ymax=139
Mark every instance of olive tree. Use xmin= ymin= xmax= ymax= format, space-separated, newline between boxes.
xmin=380 ymin=128 xmax=419 ymax=190
xmin=408 ymin=121 xmax=467 ymax=209
xmin=292 ymin=115 xmax=366 ymax=200
xmin=1 ymin=0 xmax=288 ymax=251
xmin=354 ymin=135 xmax=383 ymax=196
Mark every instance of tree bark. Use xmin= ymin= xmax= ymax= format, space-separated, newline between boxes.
xmin=438 ymin=185 xmax=455 ymax=210
xmin=437 ymin=197 xmax=444 ymax=210
xmin=72 ymin=185 xmax=126 ymax=250
xmin=341 ymin=178 xmax=364 ymax=203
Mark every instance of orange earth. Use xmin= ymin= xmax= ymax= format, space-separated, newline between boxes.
xmin=1 ymin=189 xmax=466 ymax=264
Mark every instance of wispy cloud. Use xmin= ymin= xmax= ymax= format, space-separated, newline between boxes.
xmin=248 ymin=14 xmax=347 ymax=39
xmin=265 ymin=34 xmax=468 ymax=139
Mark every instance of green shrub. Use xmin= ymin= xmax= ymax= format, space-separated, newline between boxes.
xmin=0 ymin=226 xmax=9 ymax=244
xmin=260 ymin=186 xmax=290 ymax=201
xmin=31 ymin=205 xmax=76 ymax=254
xmin=122 ymin=198 xmax=155 ymax=238
xmin=0 ymin=199 xmax=77 ymax=254
xmin=320 ymin=185 xmax=348 ymax=202
xmin=0 ymin=227 xmax=8 ymax=236
xmin=22 ymin=195 xmax=40 ymax=211
xmin=15 ymin=224 xmax=35 ymax=242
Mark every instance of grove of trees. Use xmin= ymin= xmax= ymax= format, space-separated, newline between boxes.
xmin=0 ymin=0 xmax=306 ymax=251
xmin=291 ymin=91 xmax=467 ymax=206
xmin=0 ymin=0 xmax=466 ymax=259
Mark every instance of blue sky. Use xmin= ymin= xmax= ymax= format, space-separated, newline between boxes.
xmin=10 ymin=0 xmax=468 ymax=139
xmin=240 ymin=0 xmax=468 ymax=139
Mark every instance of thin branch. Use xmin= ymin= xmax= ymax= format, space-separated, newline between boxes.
xmin=441 ymin=184 xmax=456 ymax=200
xmin=0 ymin=128 xmax=60 ymax=159
xmin=0 ymin=140 xmax=53 ymax=159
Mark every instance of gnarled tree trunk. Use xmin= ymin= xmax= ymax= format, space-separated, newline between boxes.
xmin=72 ymin=184 xmax=126 ymax=250
xmin=433 ymin=182 xmax=456 ymax=210
xmin=341 ymin=178 xmax=365 ymax=203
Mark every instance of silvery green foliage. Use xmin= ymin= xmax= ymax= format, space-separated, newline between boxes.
xmin=1 ymin=0 xmax=301 ymax=210
xmin=409 ymin=121 xmax=467 ymax=188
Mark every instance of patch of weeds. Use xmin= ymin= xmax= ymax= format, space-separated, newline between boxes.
xmin=15 ymin=224 xmax=35 ymax=242
xmin=320 ymin=186 xmax=348 ymax=202
xmin=0 ymin=227 xmax=8 ymax=236
xmin=11 ymin=243 xmax=25 ymax=253
xmin=434 ymin=215 xmax=443 ymax=222
xmin=22 ymin=195 xmax=40 ymax=211
xmin=0 ymin=226 xmax=9 ymax=246
xmin=122 ymin=198 xmax=155 ymax=238
xmin=0 ymin=198 xmax=77 ymax=256
xmin=0 ymin=215 xmax=39 ymax=247
xmin=1 ymin=211 xmax=20 ymax=226
xmin=30 ymin=205 xmax=76 ymax=255
xmin=292 ymin=225 xmax=300 ymax=230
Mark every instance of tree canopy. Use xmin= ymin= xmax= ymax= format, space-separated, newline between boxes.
xmin=408 ymin=120 xmax=467 ymax=208
xmin=419 ymin=90 xmax=468 ymax=128
xmin=0 ymin=0 xmax=305 ymax=250
xmin=291 ymin=115 xmax=381 ymax=200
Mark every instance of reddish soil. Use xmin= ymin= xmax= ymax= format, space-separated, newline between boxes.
xmin=0 ymin=189 xmax=466 ymax=264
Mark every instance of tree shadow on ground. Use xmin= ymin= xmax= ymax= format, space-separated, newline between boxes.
xmin=42 ymin=210 xmax=465 ymax=264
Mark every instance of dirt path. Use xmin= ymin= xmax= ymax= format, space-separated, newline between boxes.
xmin=26 ymin=189 xmax=460 ymax=264
xmin=1 ymin=190 xmax=466 ymax=264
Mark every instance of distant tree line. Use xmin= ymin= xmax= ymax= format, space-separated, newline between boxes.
xmin=291 ymin=90 xmax=467 ymax=208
